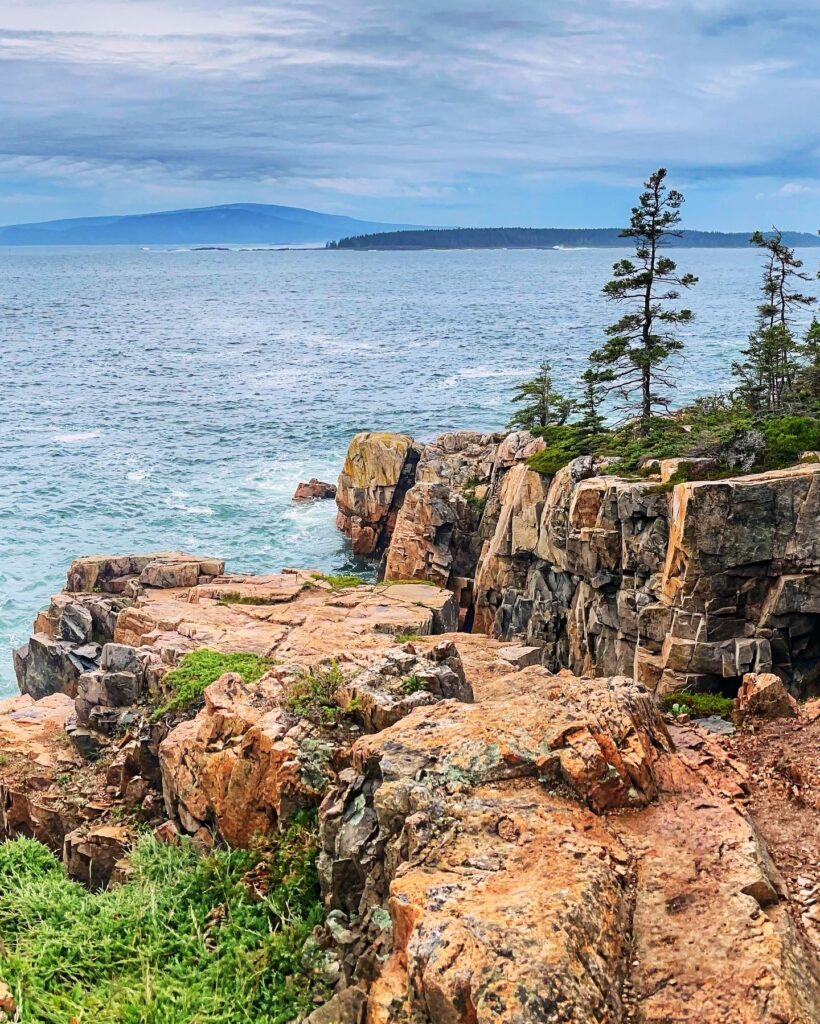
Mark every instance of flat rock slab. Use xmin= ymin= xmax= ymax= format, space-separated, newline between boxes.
xmin=115 ymin=572 xmax=458 ymax=666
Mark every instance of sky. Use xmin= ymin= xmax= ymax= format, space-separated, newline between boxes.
xmin=2 ymin=0 xmax=820 ymax=230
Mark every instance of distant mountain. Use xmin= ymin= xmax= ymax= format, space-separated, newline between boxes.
xmin=0 ymin=203 xmax=425 ymax=246
xmin=329 ymin=227 xmax=820 ymax=250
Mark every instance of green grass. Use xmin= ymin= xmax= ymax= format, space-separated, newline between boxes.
xmin=393 ymin=631 xmax=421 ymax=643
xmin=0 ymin=815 xmax=328 ymax=1024
xmin=151 ymin=650 xmax=273 ymax=720
xmin=310 ymin=573 xmax=366 ymax=591
xmin=216 ymin=593 xmax=279 ymax=607
xmin=661 ymin=691 xmax=735 ymax=719
xmin=285 ymin=661 xmax=358 ymax=725
xmin=379 ymin=578 xmax=438 ymax=588
xmin=400 ymin=674 xmax=425 ymax=695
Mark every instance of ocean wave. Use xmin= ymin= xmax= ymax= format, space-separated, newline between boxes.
xmin=52 ymin=430 xmax=102 ymax=443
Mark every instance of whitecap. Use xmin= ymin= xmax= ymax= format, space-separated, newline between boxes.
xmin=52 ymin=430 xmax=102 ymax=443
xmin=458 ymin=367 xmax=521 ymax=380
xmin=127 ymin=469 xmax=149 ymax=482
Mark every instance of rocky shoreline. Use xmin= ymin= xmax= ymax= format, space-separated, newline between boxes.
xmin=1 ymin=429 xmax=819 ymax=1022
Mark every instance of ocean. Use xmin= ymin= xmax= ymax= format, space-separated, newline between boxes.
xmin=2 ymin=244 xmax=818 ymax=694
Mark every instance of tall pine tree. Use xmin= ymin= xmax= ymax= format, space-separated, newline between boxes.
xmin=732 ymin=229 xmax=816 ymax=412
xmin=588 ymin=168 xmax=697 ymax=432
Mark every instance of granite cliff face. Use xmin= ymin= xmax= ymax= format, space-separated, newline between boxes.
xmin=336 ymin=431 xmax=820 ymax=699
xmin=1 ymin=431 xmax=819 ymax=1022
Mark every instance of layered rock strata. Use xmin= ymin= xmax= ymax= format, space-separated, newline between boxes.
xmin=337 ymin=432 xmax=820 ymax=697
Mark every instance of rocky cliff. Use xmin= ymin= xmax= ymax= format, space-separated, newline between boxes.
xmin=1 ymin=431 xmax=819 ymax=1022
xmin=336 ymin=431 xmax=820 ymax=699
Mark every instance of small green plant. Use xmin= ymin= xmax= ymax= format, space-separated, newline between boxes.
xmin=217 ymin=592 xmax=279 ymax=607
xmin=400 ymin=674 xmax=426 ymax=696
xmin=55 ymin=773 xmax=72 ymax=787
xmin=462 ymin=476 xmax=487 ymax=514
xmin=311 ymin=573 xmax=365 ymax=591
xmin=285 ymin=661 xmax=355 ymax=725
xmin=661 ymin=691 xmax=735 ymax=719
xmin=152 ymin=650 xmax=273 ymax=720
xmin=0 ymin=754 xmax=8 ymax=767
xmin=394 ymin=630 xmax=421 ymax=643
xmin=379 ymin=578 xmax=437 ymax=588
xmin=0 ymin=814 xmax=328 ymax=1023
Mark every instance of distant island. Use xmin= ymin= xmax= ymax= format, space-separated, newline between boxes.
xmin=328 ymin=226 xmax=820 ymax=250
xmin=0 ymin=203 xmax=424 ymax=246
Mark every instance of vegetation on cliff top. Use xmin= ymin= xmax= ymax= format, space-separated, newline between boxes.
xmin=0 ymin=814 xmax=328 ymax=1023
xmin=152 ymin=649 xmax=273 ymax=720
xmin=512 ymin=167 xmax=819 ymax=476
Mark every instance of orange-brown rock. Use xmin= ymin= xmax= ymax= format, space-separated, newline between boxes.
xmin=0 ymin=692 xmax=82 ymax=851
xmin=115 ymin=571 xmax=458 ymax=661
xmin=735 ymin=671 xmax=800 ymax=725
xmin=158 ymin=671 xmax=332 ymax=845
xmin=372 ymin=435 xmax=820 ymax=698
xmin=383 ymin=432 xmax=504 ymax=603
xmin=317 ymin=676 xmax=820 ymax=1023
xmin=159 ymin=644 xmax=473 ymax=844
xmin=63 ymin=823 xmax=133 ymax=890
xmin=293 ymin=478 xmax=337 ymax=501
xmin=0 ymin=980 xmax=15 ymax=1017
xmin=66 ymin=551 xmax=224 ymax=594
xmin=336 ymin=432 xmax=418 ymax=555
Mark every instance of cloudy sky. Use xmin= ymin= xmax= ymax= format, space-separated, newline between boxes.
xmin=2 ymin=0 xmax=820 ymax=229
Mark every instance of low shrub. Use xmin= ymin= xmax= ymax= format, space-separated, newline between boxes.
xmin=152 ymin=650 xmax=273 ymax=720
xmin=0 ymin=815 xmax=328 ymax=1023
xmin=285 ymin=661 xmax=358 ymax=725
xmin=759 ymin=415 xmax=820 ymax=470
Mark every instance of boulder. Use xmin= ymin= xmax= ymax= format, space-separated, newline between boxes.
xmin=159 ymin=644 xmax=474 ymax=844
xmin=13 ymin=633 xmax=88 ymax=699
xmin=735 ymin=672 xmax=799 ymax=725
xmin=63 ymin=824 xmax=133 ymax=890
xmin=293 ymin=478 xmax=337 ymax=501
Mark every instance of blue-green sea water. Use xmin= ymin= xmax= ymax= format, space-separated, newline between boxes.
xmin=2 ymin=245 xmax=818 ymax=693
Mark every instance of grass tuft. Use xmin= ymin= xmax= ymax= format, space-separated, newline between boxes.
xmin=393 ymin=631 xmax=421 ymax=644
xmin=400 ymin=674 xmax=426 ymax=695
xmin=661 ymin=691 xmax=735 ymax=719
xmin=0 ymin=814 xmax=328 ymax=1023
xmin=216 ymin=592 xmax=280 ymax=607
xmin=152 ymin=650 xmax=273 ymax=720
xmin=285 ymin=661 xmax=358 ymax=725
xmin=310 ymin=573 xmax=366 ymax=591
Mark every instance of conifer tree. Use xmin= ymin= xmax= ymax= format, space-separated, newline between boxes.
xmin=577 ymin=368 xmax=606 ymax=435
xmin=508 ymin=360 xmax=573 ymax=430
xmin=797 ymin=318 xmax=820 ymax=402
xmin=588 ymin=168 xmax=697 ymax=432
xmin=732 ymin=230 xmax=816 ymax=412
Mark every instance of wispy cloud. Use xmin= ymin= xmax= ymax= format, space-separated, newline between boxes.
xmin=0 ymin=0 xmax=818 ymax=227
